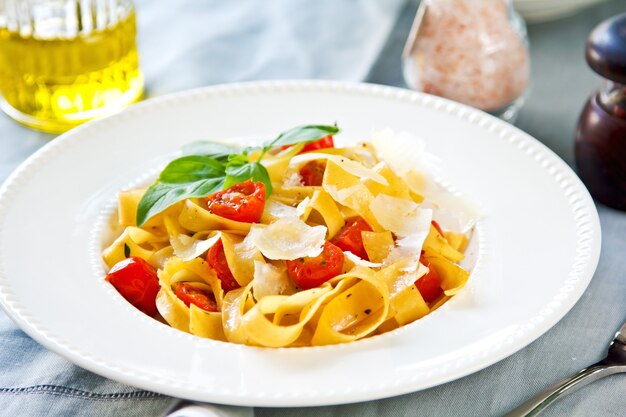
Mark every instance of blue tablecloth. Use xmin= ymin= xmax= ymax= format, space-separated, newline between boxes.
xmin=1 ymin=1 xmax=625 ymax=416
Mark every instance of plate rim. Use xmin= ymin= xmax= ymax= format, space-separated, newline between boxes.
xmin=0 ymin=80 xmax=601 ymax=406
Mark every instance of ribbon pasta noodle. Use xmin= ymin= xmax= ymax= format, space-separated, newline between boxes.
xmin=103 ymin=127 xmax=476 ymax=347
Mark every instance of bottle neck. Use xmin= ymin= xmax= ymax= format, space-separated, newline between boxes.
xmin=598 ymin=81 xmax=626 ymax=118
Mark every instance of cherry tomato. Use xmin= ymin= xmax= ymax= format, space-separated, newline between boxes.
xmin=416 ymin=256 xmax=443 ymax=303
xmin=301 ymin=135 xmax=334 ymax=153
xmin=281 ymin=135 xmax=335 ymax=154
xmin=431 ymin=220 xmax=444 ymax=235
xmin=207 ymin=239 xmax=240 ymax=292
xmin=174 ymin=282 xmax=218 ymax=312
xmin=299 ymin=160 xmax=326 ymax=186
xmin=206 ymin=180 xmax=265 ymax=223
xmin=106 ymin=257 xmax=160 ymax=316
xmin=331 ymin=217 xmax=373 ymax=260
xmin=286 ymin=241 xmax=344 ymax=290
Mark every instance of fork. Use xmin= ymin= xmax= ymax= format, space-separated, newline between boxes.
xmin=504 ymin=320 xmax=626 ymax=416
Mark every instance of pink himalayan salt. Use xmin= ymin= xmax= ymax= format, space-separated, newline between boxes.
xmin=405 ymin=0 xmax=530 ymax=112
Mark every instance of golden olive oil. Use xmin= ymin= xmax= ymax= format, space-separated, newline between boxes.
xmin=0 ymin=11 xmax=143 ymax=133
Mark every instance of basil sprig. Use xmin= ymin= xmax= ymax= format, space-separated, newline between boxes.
xmin=136 ymin=124 xmax=339 ymax=226
xmin=262 ymin=124 xmax=339 ymax=150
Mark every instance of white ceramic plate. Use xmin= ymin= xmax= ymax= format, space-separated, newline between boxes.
xmin=0 ymin=81 xmax=600 ymax=407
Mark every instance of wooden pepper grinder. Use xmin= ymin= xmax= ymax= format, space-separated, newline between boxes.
xmin=575 ymin=13 xmax=626 ymax=210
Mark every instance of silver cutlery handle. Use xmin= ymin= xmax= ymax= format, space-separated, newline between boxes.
xmin=503 ymin=364 xmax=626 ymax=417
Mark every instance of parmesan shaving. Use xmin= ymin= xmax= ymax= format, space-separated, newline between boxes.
xmin=252 ymin=261 xmax=296 ymax=301
xmin=296 ymin=197 xmax=310 ymax=216
xmin=324 ymin=184 xmax=365 ymax=207
xmin=368 ymin=129 xmax=440 ymax=176
xmin=388 ymin=263 xmax=429 ymax=298
xmin=370 ymin=129 xmax=482 ymax=232
xmin=262 ymin=198 xmax=310 ymax=223
xmin=170 ymin=232 xmax=221 ymax=262
xmin=264 ymin=200 xmax=300 ymax=219
xmin=283 ymin=171 xmax=304 ymax=187
xmin=378 ymin=259 xmax=430 ymax=298
xmin=290 ymin=153 xmax=389 ymax=185
xmin=370 ymin=194 xmax=432 ymax=237
xmin=343 ymin=251 xmax=383 ymax=268
xmin=420 ymin=187 xmax=482 ymax=233
xmin=248 ymin=217 xmax=327 ymax=260
xmin=383 ymin=229 xmax=432 ymax=267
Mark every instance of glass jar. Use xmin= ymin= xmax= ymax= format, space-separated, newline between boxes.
xmin=403 ymin=0 xmax=530 ymax=123
xmin=0 ymin=0 xmax=143 ymax=133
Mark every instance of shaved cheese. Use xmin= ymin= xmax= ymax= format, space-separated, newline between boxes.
xmin=343 ymin=251 xmax=383 ymax=268
xmin=170 ymin=232 xmax=221 ymax=262
xmin=248 ymin=217 xmax=327 ymax=260
xmin=325 ymin=184 xmax=366 ymax=206
xmin=296 ymin=197 xmax=310 ymax=215
xmin=290 ymin=153 xmax=389 ymax=185
xmin=370 ymin=194 xmax=432 ymax=237
xmin=383 ymin=229 xmax=432 ymax=267
xmin=264 ymin=200 xmax=300 ymax=219
xmin=283 ymin=171 xmax=304 ymax=187
xmin=149 ymin=246 xmax=175 ymax=269
xmin=379 ymin=260 xmax=429 ymax=298
xmin=369 ymin=129 xmax=482 ymax=232
xmin=368 ymin=129 xmax=440 ymax=176
xmin=420 ymin=186 xmax=482 ymax=233
xmin=252 ymin=261 xmax=296 ymax=300
xmin=223 ymin=233 xmax=265 ymax=286
xmin=261 ymin=198 xmax=310 ymax=224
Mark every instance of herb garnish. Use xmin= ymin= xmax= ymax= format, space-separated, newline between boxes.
xmin=136 ymin=124 xmax=339 ymax=226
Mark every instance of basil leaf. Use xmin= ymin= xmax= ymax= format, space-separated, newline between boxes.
xmin=136 ymin=155 xmax=227 ymax=226
xmin=264 ymin=124 xmax=339 ymax=149
xmin=157 ymin=155 xmax=225 ymax=183
xmin=251 ymin=162 xmax=273 ymax=197
xmin=227 ymin=153 xmax=249 ymax=166
xmin=137 ymin=176 xmax=225 ymax=226
xmin=224 ymin=161 xmax=273 ymax=197
xmin=181 ymin=141 xmax=242 ymax=161
xmin=123 ymin=243 xmax=131 ymax=258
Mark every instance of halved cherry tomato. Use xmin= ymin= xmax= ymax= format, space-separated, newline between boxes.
xmin=207 ymin=239 xmax=240 ymax=292
xmin=286 ymin=241 xmax=344 ymax=290
xmin=174 ymin=282 xmax=218 ymax=312
xmin=281 ymin=135 xmax=335 ymax=154
xmin=206 ymin=180 xmax=265 ymax=223
xmin=301 ymin=135 xmax=334 ymax=153
xmin=299 ymin=160 xmax=326 ymax=186
xmin=331 ymin=217 xmax=372 ymax=260
xmin=416 ymin=256 xmax=443 ymax=303
xmin=431 ymin=220 xmax=444 ymax=235
xmin=106 ymin=257 xmax=160 ymax=316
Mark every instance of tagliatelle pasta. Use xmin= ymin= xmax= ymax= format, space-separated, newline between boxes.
xmin=102 ymin=125 xmax=477 ymax=347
